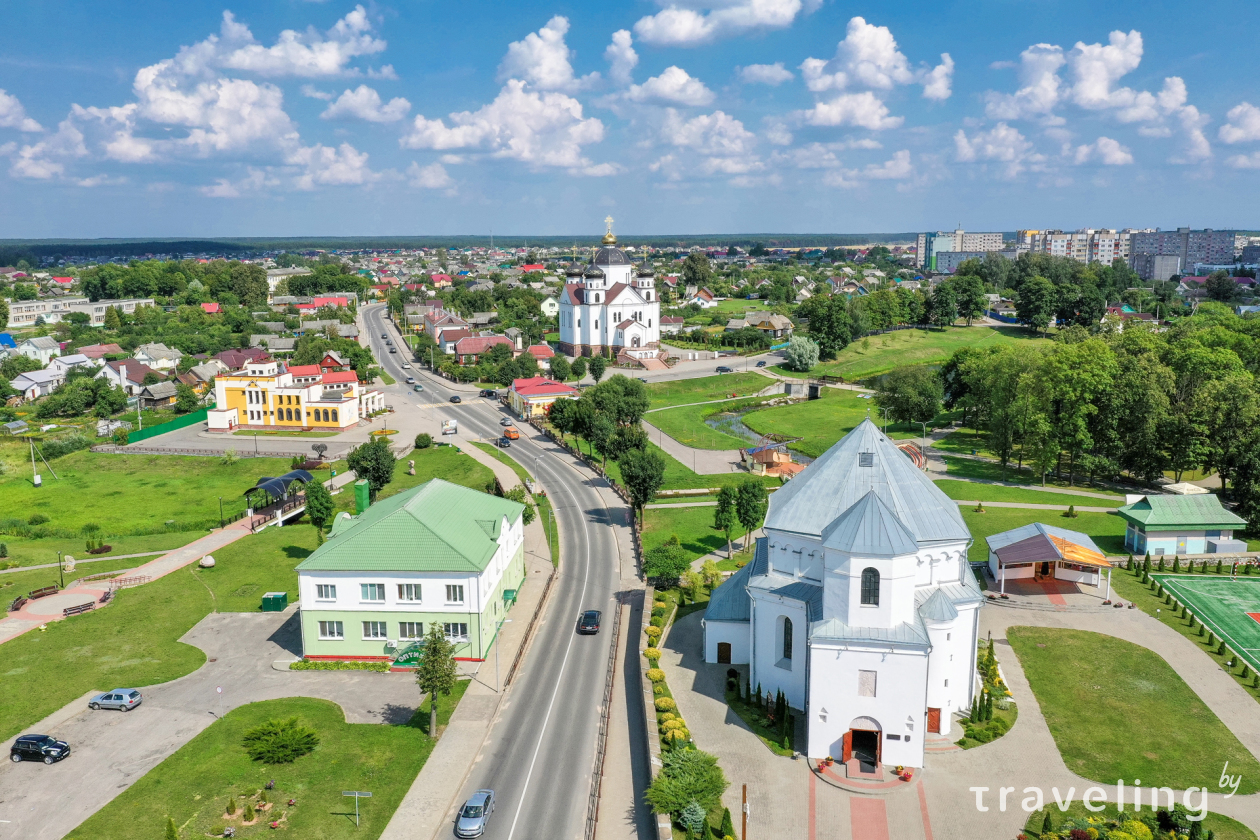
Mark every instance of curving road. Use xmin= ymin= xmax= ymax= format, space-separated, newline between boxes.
xmin=362 ymin=305 xmax=637 ymax=840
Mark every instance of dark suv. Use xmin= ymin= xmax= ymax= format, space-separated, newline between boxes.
xmin=10 ymin=734 xmax=70 ymax=765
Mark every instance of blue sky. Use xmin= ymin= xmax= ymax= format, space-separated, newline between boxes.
xmin=1 ymin=0 xmax=1258 ymax=238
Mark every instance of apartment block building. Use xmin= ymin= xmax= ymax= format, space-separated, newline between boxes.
xmin=5 ymin=296 xmax=155 ymax=329
xmin=914 ymin=229 xmax=1006 ymax=269
xmin=1129 ymin=228 xmax=1237 ymax=281
xmin=1017 ymin=229 xmax=1149 ymax=266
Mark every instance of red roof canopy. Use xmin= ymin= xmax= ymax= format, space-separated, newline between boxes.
xmin=511 ymin=376 xmax=579 ymax=398
xmin=322 ymin=370 xmax=358 ymax=384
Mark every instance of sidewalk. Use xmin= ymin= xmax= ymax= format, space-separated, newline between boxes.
xmin=642 ymin=420 xmax=744 ymax=475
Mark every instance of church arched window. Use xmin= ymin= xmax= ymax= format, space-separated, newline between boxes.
xmin=782 ymin=617 xmax=793 ymax=660
xmin=861 ymin=568 xmax=880 ymax=606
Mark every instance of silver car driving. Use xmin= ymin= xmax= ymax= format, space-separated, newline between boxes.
xmin=89 ymin=689 xmax=142 ymax=711
xmin=454 ymin=790 xmax=495 ymax=838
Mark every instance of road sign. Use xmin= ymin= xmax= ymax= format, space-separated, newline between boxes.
xmin=342 ymin=791 xmax=372 ymax=827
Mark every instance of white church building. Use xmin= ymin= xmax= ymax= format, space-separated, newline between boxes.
xmin=701 ymin=419 xmax=983 ymax=770
xmin=557 ymin=218 xmax=662 ymax=361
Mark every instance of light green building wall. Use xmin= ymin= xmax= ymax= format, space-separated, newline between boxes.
xmin=301 ymin=544 xmax=526 ymax=660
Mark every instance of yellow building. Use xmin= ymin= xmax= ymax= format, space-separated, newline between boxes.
xmin=207 ymin=359 xmax=384 ymax=432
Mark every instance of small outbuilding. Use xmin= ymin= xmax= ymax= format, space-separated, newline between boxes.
xmin=1117 ymin=494 xmax=1247 ymax=556
xmin=986 ymin=522 xmax=1113 ymax=597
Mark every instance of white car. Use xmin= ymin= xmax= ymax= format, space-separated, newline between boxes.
xmin=402 ymin=363 xmax=411 ymax=369
xmin=405 ymin=377 xmax=415 ymax=384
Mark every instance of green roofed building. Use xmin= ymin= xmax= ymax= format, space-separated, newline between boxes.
xmin=295 ymin=478 xmax=526 ymax=663
xmin=1118 ymin=493 xmax=1247 ymax=556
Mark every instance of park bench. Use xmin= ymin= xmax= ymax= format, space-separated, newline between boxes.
xmin=62 ymin=602 xmax=94 ymax=618
xmin=28 ymin=585 xmax=59 ymax=599
xmin=8 ymin=596 xmax=28 ymax=612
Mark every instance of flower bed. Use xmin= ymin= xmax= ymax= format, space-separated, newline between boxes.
xmin=957 ymin=637 xmax=1018 ymax=749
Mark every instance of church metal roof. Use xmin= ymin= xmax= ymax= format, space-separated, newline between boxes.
xmin=917 ymin=589 xmax=959 ymax=622
xmin=765 ymin=419 xmax=969 ymax=545
xmin=809 ymin=612 xmax=931 ymax=647
xmin=820 ymin=490 xmax=920 ymax=556
xmin=592 ymin=246 xmax=631 ymax=266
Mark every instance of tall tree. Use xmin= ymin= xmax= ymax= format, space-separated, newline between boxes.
xmin=174 ymin=382 xmax=200 ymax=413
xmin=619 ymin=446 xmax=665 ymax=521
xmin=549 ymin=355 xmax=571 ymax=382
xmin=346 ymin=437 xmax=396 ymax=502
xmin=305 ymin=478 xmax=334 ymax=543
xmin=681 ymin=252 xmax=714 ymax=287
xmin=588 ymin=354 xmax=607 ymax=383
xmin=735 ymin=479 xmax=768 ymax=550
xmin=1204 ymin=270 xmax=1237 ymax=303
xmin=951 ymin=274 xmax=988 ymax=326
xmin=929 ymin=282 xmax=958 ymax=329
xmin=713 ymin=485 xmax=737 ymax=557
xmin=415 ymin=623 xmax=459 ymax=737
xmin=1016 ymin=275 xmax=1057 ymax=335
xmin=873 ymin=365 xmax=943 ymax=425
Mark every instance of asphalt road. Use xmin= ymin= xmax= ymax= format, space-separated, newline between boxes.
xmin=363 ymin=305 xmax=629 ymax=840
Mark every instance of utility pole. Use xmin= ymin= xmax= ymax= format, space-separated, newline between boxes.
xmin=741 ymin=784 xmax=748 ymax=840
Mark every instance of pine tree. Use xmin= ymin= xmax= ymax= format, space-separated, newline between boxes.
xmin=1218 ymin=640 xmax=1228 ymax=656
xmin=1217 ymin=559 xmax=1224 ymax=574
xmin=755 ymin=683 xmax=762 ymax=710
xmin=226 ymin=797 xmax=237 ymax=816
xmin=1143 ymin=552 xmax=1151 ymax=572
xmin=720 ymin=808 xmax=736 ymax=840
xmin=1209 ymin=632 xmax=1216 ymax=646
xmin=969 ymin=697 xmax=979 ymax=723
xmin=1158 ymin=556 xmax=1166 ymax=571
xmin=1042 ymin=810 xmax=1054 ymax=836
xmin=1172 ymin=557 xmax=1180 ymax=573
xmin=1126 ymin=555 xmax=1135 ymax=571
xmin=166 ymin=816 xmax=179 ymax=840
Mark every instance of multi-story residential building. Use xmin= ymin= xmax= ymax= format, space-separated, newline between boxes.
xmin=1129 ymin=227 xmax=1237 ymax=280
xmin=914 ymin=229 xmax=1006 ymax=269
xmin=1016 ymin=229 xmax=1152 ymax=266
xmin=207 ymin=358 xmax=383 ymax=433
xmin=6 ymin=297 xmax=89 ymax=328
xmin=295 ymin=478 xmax=526 ymax=662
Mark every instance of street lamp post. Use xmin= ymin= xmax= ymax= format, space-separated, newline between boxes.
xmin=219 ymin=496 xmax=224 ymax=529
xmin=879 ymin=407 xmax=892 ymax=435
xmin=58 ymin=551 xmax=64 ymax=589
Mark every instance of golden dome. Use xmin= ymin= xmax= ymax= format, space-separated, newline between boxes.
xmin=601 ymin=214 xmax=617 ymax=245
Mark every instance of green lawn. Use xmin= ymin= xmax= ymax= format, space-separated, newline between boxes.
xmin=0 ymin=555 xmax=154 ymax=601
xmin=958 ymin=508 xmax=1127 ymax=564
xmin=589 ymin=440 xmax=781 ymax=493
xmin=469 ymin=442 xmax=558 ymax=566
xmin=333 ymin=446 xmax=496 ymax=515
xmin=644 ymin=372 xmax=769 ymax=409
xmin=942 ymin=455 xmax=1126 ymax=497
xmin=741 ymin=389 xmax=939 ymax=458
xmin=932 ymin=427 xmax=993 ymax=458
xmin=191 ymin=525 xmax=317 ymax=612
xmin=0 ymin=531 xmax=203 ymax=572
xmin=645 ymin=402 xmax=754 ymax=450
xmin=470 ymin=441 xmax=532 ymax=485
xmin=1023 ymin=802 xmax=1255 ymax=840
xmin=932 ymin=479 xmax=1122 ymax=508
xmin=643 ymin=504 xmax=742 ymax=561
xmin=0 ymin=568 xmax=211 ymax=742
xmin=67 ymin=697 xmax=436 ymax=840
xmin=770 ymin=325 xmax=1046 ymax=381
xmin=1008 ymin=626 xmax=1260 ymax=793
xmin=0 ymin=451 xmax=296 ymax=536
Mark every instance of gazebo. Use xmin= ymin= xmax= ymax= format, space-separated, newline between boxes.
xmin=986 ymin=522 xmax=1113 ymax=599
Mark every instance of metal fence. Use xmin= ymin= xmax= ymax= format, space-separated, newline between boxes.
xmin=126 ymin=407 xmax=210 ymax=443
xmin=584 ymin=592 xmax=626 ymax=840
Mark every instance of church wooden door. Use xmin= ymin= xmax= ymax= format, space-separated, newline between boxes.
xmin=927 ymin=707 xmax=941 ymax=734
xmin=717 ymin=643 xmax=731 ymax=664
xmin=841 ymin=731 xmax=853 ymax=763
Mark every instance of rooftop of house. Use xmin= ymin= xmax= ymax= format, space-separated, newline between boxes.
xmin=1117 ymin=494 xmax=1247 ymax=529
xmin=511 ymin=376 xmax=579 ymax=398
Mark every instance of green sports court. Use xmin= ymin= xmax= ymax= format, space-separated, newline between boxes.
xmin=1155 ymin=574 xmax=1260 ymax=672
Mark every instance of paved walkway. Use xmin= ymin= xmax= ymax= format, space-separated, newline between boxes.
xmin=642 ymin=420 xmax=744 ymax=474
xmin=0 ymin=550 xmax=172 ymax=575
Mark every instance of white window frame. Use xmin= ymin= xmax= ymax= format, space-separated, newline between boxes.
xmin=315 ymin=584 xmax=336 ymax=601
xmin=443 ymin=622 xmax=469 ymax=641
xmin=398 ymin=583 xmax=422 ymax=602
xmin=362 ymin=621 xmax=388 ymax=640
xmin=318 ymin=620 xmax=344 ymax=640
xmin=360 ymin=583 xmax=386 ymax=603
xmin=399 ymin=621 xmax=423 ymax=640
xmin=445 ymin=584 xmax=465 ymax=604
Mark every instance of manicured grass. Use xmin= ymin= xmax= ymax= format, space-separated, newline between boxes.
xmin=643 ymin=504 xmax=744 ymax=561
xmin=1007 ymin=626 xmax=1260 ymax=793
xmin=770 ymin=325 xmax=1046 ymax=381
xmin=0 ymin=531 xmax=202 ymax=572
xmin=191 ymin=525 xmax=317 ymax=612
xmin=741 ymin=389 xmax=940 ymax=458
xmin=724 ymin=689 xmax=795 ymax=756
xmin=942 ymin=455 xmax=1127 ymax=497
xmin=68 ymin=697 xmax=435 ymax=840
xmin=471 ymin=441 xmax=532 ymax=485
xmin=1115 ymin=571 xmax=1260 ymax=704
xmin=958 ymin=508 xmax=1127 ymax=564
xmin=933 ymin=479 xmax=1123 ymax=508
xmin=1023 ymin=802 xmax=1255 ymax=840
xmin=0 ymin=555 xmax=152 ymax=601
xmin=645 ymin=402 xmax=754 ymax=450
xmin=932 ymin=427 xmax=993 ymax=457
xmin=571 ymin=435 xmax=781 ymax=493
xmin=0 ymin=568 xmax=211 ymax=742
xmin=0 ymin=451 xmax=296 ymax=536
xmin=378 ymin=370 xmax=396 ymax=385
xmin=644 ymin=372 xmax=769 ymax=409
xmin=333 ymin=446 xmax=495 ymax=515
xmin=416 ymin=677 xmax=471 ymax=737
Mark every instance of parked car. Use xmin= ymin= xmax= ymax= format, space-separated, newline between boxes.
xmin=577 ymin=610 xmax=602 ymax=635
xmin=755 ymin=360 xmax=767 ymax=367
xmin=503 ymin=428 xmax=520 ymax=440
xmin=715 ymin=365 xmax=733 ymax=373
xmin=480 ymin=389 xmax=499 ymax=398
xmin=10 ymin=734 xmax=70 ymax=764
xmin=89 ymin=689 xmax=142 ymax=712
xmin=497 ymin=437 xmax=512 ymax=448
xmin=414 ymin=384 xmax=425 ymax=392
xmin=450 ymin=396 xmax=462 ymax=404
xmin=405 ymin=377 xmax=415 ymax=384
xmin=455 ymin=790 xmax=495 ymax=838
xmin=500 ymin=417 xmax=514 ymax=426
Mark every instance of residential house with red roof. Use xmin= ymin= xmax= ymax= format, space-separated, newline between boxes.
xmin=454 ymin=335 xmax=515 ymax=364
xmin=77 ymin=343 xmax=124 ymax=360
xmin=201 ymin=302 xmax=222 ymax=314
xmin=94 ymin=359 xmax=160 ymax=396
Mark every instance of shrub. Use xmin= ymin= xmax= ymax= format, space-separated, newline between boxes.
xmin=655 ymin=697 xmax=677 ymax=712
xmin=226 ymin=796 xmax=237 ymax=815
xmin=165 ymin=816 xmax=179 ymax=840
xmin=658 ymin=712 xmax=676 ymax=723
xmin=27 ymin=513 xmax=49 ymax=526
xmin=645 ymin=749 xmax=728 ymax=816
xmin=211 ymin=826 xmax=225 ymax=837
xmin=241 ymin=717 xmax=320 ymax=764
xmin=647 ymin=668 xmax=666 ymax=683
xmin=243 ymin=803 xmax=256 ymax=822
xmin=643 ymin=647 xmax=661 ymax=660
xmin=289 ymin=659 xmax=390 ymax=672
xmin=113 ymin=429 xmax=129 ymax=446
xmin=645 ymin=626 xmax=662 ymax=642
xmin=650 ymin=615 xmax=665 ymax=627
xmin=415 ymin=433 xmax=433 ymax=449
xmin=653 ymin=600 xmax=667 ymax=610
xmin=0 ymin=543 xmax=6 ymax=558
xmin=662 ymin=718 xmax=684 ymax=731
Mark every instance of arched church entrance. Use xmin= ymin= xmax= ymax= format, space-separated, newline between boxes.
xmin=841 ymin=716 xmax=882 ymax=772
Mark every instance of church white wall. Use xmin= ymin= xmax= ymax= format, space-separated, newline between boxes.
xmin=702 ymin=619 xmax=751 ymax=665
xmin=923 ymin=610 xmax=979 ymax=738
xmin=807 ymin=643 xmax=929 ymax=768
xmin=749 ymin=593 xmax=808 ymax=710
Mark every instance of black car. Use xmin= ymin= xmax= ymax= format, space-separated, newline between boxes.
xmin=480 ymin=389 xmax=498 ymax=398
xmin=450 ymin=395 xmax=462 ymax=403
xmin=10 ymin=734 xmax=70 ymax=765
xmin=715 ymin=365 xmax=733 ymax=373
xmin=381 ymin=333 xmax=388 ymax=339
xmin=577 ymin=610 xmax=602 ymax=635
xmin=498 ymin=437 xmax=512 ymax=448
xmin=755 ymin=360 xmax=767 ymax=367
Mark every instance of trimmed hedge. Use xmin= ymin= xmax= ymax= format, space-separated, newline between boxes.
xmin=289 ymin=659 xmax=390 ymax=672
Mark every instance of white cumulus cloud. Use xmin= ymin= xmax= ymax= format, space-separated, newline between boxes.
xmin=794 ymin=92 xmax=902 ymax=131
xmin=401 ymin=79 xmax=608 ymax=172
xmin=984 ymin=44 xmax=1066 ymax=123
xmin=738 ymin=63 xmax=793 ymax=86
xmin=605 ymin=30 xmax=638 ymax=87
xmin=321 ymin=85 xmax=410 ymax=122
xmin=800 ymin=17 xmax=953 ymax=100
xmin=1072 ymin=136 xmax=1134 ymax=165
xmin=406 ymin=161 xmax=454 ymax=189
xmin=634 ymin=0 xmax=819 ymax=47
xmin=498 ymin=16 xmax=598 ymax=93
xmin=0 ymin=89 xmax=43 ymax=132
xmin=627 ymin=66 xmax=714 ymax=106
xmin=1220 ymin=102 xmax=1260 ymax=144
xmin=217 ymin=6 xmax=387 ymax=78
xmin=954 ymin=122 xmax=1043 ymax=177
xmin=286 ymin=142 xmax=378 ymax=189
